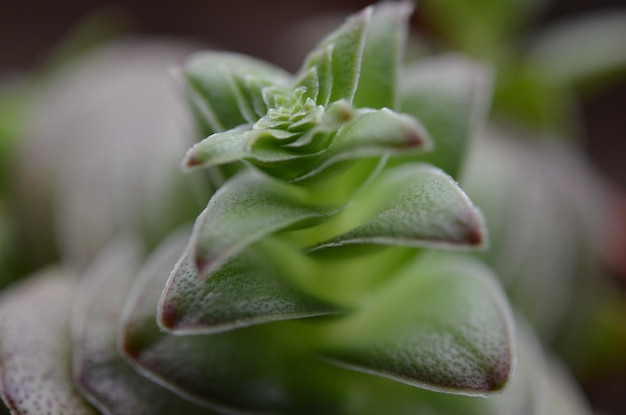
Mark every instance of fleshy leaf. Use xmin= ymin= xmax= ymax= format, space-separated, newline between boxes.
xmin=190 ymin=169 xmax=340 ymax=276
xmin=121 ymin=237 xmax=347 ymax=414
xmin=353 ymin=0 xmax=413 ymax=109
xmin=399 ymin=55 xmax=492 ymax=178
xmin=298 ymin=5 xmax=369 ymax=104
xmin=158 ymin=234 xmax=344 ymax=334
xmin=183 ymin=125 xmax=251 ymax=170
xmin=0 ymin=270 xmax=98 ymax=415
xmin=315 ymin=252 xmax=514 ymax=395
xmin=332 ymin=315 xmax=554 ymax=415
xmin=292 ymin=108 xmax=431 ymax=182
xmin=185 ymin=51 xmax=291 ymax=134
xmin=312 ymin=164 xmax=485 ymax=251
xmin=72 ymin=236 xmax=215 ymax=415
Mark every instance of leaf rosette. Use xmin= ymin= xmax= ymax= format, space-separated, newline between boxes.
xmin=0 ymin=2 xmax=592 ymax=415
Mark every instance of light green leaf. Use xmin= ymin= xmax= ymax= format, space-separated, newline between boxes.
xmin=185 ymin=51 xmax=292 ymax=134
xmin=299 ymin=5 xmax=369 ymax=104
xmin=312 ymin=164 xmax=485 ymax=251
xmin=315 ymin=252 xmax=514 ymax=395
xmin=157 ymin=237 xmax=344 ymax=334
xmin=0 ymin=270 xmax=98 ymax=415
xmin=189 ymin=169 xmax=339 ymax=275
xmin=72 ymin=236 xmax=215 ymax=415
xmin=121 ymin=237 xmax=347 ymax=414
xmin=353 ymin=0 xmax=413 ymax=109
xmin=300 ymin=46 xmax=333 ymax=106
xmin=292 ymin=108 xmax=431 ymax=182
xmin=182 ymin=125 xmax=251 ymax=170
xmin=399 ymin=55 xmax=492 ymax=178
xmin=529 ymin=11 xmax=626 ymax=89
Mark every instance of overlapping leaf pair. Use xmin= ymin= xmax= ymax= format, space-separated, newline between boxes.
xmin=0 ymin=2 xmax=529 ymax=415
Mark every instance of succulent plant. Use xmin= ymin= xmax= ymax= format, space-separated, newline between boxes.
xmin=0 ymin=2 xmax=594 ymax=414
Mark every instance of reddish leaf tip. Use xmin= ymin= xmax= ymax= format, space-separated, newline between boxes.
xmin=184 ymin=152 xmax=202 ymax=168
xmin=405 ymin=130 xmax=426 ymax=148
xmin=159 ymin=303 xmax=181 ymax=331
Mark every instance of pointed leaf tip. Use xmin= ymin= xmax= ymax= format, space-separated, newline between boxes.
xmin=316 ymin=253 xmax=515 ymax=395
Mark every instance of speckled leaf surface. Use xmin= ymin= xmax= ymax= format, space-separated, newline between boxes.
xmin=315 ymin=252 xmax=514 ymax=395
xmin=399 ymin=56 xmax=492 ymax=178
xmin=313 ymin=164 xmax=485 ymax=251
xmin=0 ymin=270 xmax=98 ymax=415
xmin=121 ymin=235 xmax=347 ymax=414
xmin=158 ymin=240 xmax=344 ymax=334
xmin=72 ymin=236 xmax=216 ymax=415
xmin=189 ymin=169 xmax=339 ymax=275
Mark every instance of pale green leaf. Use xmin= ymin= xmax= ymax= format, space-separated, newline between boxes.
xmin=399 ymin=55 xmax=492 ymax=178
xmin=315 ymin=252 xmax=514 ymax=395
xmin=182 ymin=125 xmax=251 ymax=170
xmin=300 ymin=46 xmax=333 ymax=106
xmin=332 ymin=317 xmax=552 ymax=415
xmin=120 ymin=238 xmax=347 ymax=414
xmin=189 ymin=169 xmax=339 ymax=275
xmin=292 ymin=108 xmax=431 ymax=182
xmin=72 ymin=236 xmax=215 ymax=415
xmin=0 ymin=270 xmax=98 ymax=415
xmin=157 ymin=237 xmax=344 ymax=334
xmin=185 ymin=51 xmax=291 ymax=134
xmin=312 ymin=164 xmax=485 ymax=251
xmin=299 ymin=5 xmax=369 ymax=104
xmin=353 ymin=0 xmax=413 ymax=109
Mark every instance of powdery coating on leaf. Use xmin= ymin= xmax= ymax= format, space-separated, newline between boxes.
xmin=190 ymin=170 xmax=339 ymax=276
xmin=72 ymin=235 xmax=217 ymax=415
xmin=312 ymin=164 xmax=485 ymax=251
xmin=317 ymin=253 xmax=514 ymax=395
xmin=0 ymin=270 xmax=98 ymax=415
xmin=158 ymin=243 xmax=344 ymax=334
xmin=352 ymin=0 xmax=413 ymax=110
xmin=121 ymin=237 xmax=346 ymax=414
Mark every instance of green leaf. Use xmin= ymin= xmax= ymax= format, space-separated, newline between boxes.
xmin=185 ymin=51 xmax=292 ymax=134
xmin=353 ymin=0 xmax=413 ymax=109
xmin=299 ymin=5 xmax=369 ymax=104
xmin=314 ymin=252 xmax=514 ymax=395
xmin=189 ymin=169 xmax=339 ymax=275
xmin=182 ymin=125 xmax=252 ymax=170
xmin=157 ymin=236 xmax=344 ymax=334
xmin=294 ymin=108 xmax=431 ymax=182
xmin=399 ymin=55 xmax=492 ymax=178
xmin=312 ymin=164 xmax=485 ymax=251
xmin=121 ymin=237 xmax=347 ymax=414
xmin=72 ymin=236 xmax=215 ymax=415
xmin=0 ymin=270 xmax=98 ymax=415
